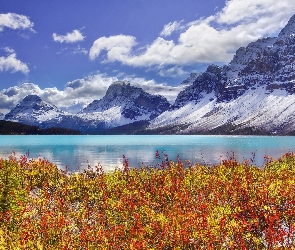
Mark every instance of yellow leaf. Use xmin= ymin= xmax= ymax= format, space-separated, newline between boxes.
xmin=37 ymin=240 xmax=43 ymax=250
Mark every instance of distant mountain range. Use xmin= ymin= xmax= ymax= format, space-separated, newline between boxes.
xmin=3 ymin=14 xmax=295 ymax=135
xmin=3 ymin=81 xmax=170 ymax=134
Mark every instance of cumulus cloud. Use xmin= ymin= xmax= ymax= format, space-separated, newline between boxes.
xmin=0 ymin=13 xmax=34 ymax=32
xmin=0 ymin=74 xmax=118 ymax=114
xmin=0 ymin=53 xmax=29 ymax=74
xmin=63 ymin=74 xmax=182 ymax=107
xmin=217 ymin=0 xmax=283 ymax=25
xmin=89 ymin=0 xmax=295 ymax=68
xmin=122 ymin=77 xmax=184 ymax=103
xmin=0 ymin=74 xmax=183 ymax=114
xmin=0 ymin=83 xmax=40 ymax=112
xmin=53 ymin=29 xmax=85 ymax=43
xmin=157 ymin=66 xmax=189 ymax=78
xmin=89 ymin=35 xmax=137 ymax=61
xmin=160 ymin=20 xmax=184 ymax=37
xmin=0 ymin=74 xmax=118 ymax=113
xmin=3 ymin=47 xmax=15 ymax=53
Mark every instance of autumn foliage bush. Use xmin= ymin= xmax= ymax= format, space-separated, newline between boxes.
xmin=1 ymin=152 xmax=295 ymax=249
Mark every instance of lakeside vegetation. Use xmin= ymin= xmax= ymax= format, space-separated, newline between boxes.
xmin=1 ymin=152 xmax=295 ymax=249
xmin=2 ymin=119 xmax=295 ymax=135
xmin=0 ymin=120 xmax=81 ymax=135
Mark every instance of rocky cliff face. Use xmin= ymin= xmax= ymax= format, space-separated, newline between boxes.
xmin=173 ymin=14 xmax=295 ymax=109
xmin=173 ymin=65 xmax=223 ymax=108
xmin=80 ymin=81 xmax=170 ymax=120
xmin=148 ymin=14 xmax=295 ymax=135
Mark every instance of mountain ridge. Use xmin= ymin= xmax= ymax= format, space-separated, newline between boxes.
xmin=4 ymin=82 xmax=170 ymax=133
xmin=148 ymin=13 xmax=295 ymax=135
xmin=3 ymin=14 xmax=295 ymax=135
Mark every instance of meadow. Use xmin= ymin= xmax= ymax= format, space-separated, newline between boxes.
xmin=1 ymin=151 xmax=295 ymax=249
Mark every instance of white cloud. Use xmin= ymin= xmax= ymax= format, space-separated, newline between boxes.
xmin=3 ymin=47 xmax=15 ymax=53
xmin=0 ymin=53 xmax=29 ymax=74
xmin=160 ymin=20 xmax=184 ymax=37
xmin=89 ymin=35 xmax=137 ymax=61
xmin=0 ymin=76 xmax=114 ymax=114
xmin=62 ymin=74 xmax=182 ymax=107
xmin=56 ymin=45 xmax=88 ymax=55
xmin=158 ymin=66 xmax=189 ymax=78
xmin=89 ymin=0 xmax=295 ymax=68
xmin=217 ymin=0 xmax=283 ymax=25
xmin=53 ymin=29 xmax=85 ymax=43
xmin=0 ymin=74 xmax=182 ymax=114
xmin=122 ymin=77 xmax=184 ymax=103
xmin=0 ymin=13 xmax=34 ymax=32
xmin=128 ymin=38 xmax=176 ymax=66
xmin=73 ymin=45 xmax=88 ymax=55
xmin=0 ymin=83 xmax=40 ymax=112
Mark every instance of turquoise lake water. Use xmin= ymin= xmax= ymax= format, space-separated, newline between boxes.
xmin=0 ymin=135 xmax=294 ymax=171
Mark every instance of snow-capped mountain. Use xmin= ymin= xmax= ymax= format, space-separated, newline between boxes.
xmin=76 ymin=81 xmax=170 ymax=131
xmin=80 ymin=81 xmax=169 ymax=119
xmin=0 ymin=112 xmax=4 ymax=120
xmin=148 ymin=14 xmax=295 ymax=135
xmin=4 ymin=95 xmax=67 ymax=127
xmin=4 ymin=82 xmax=170 ymax=133
xmin=4 ymin=14 xmax=295 ymax=135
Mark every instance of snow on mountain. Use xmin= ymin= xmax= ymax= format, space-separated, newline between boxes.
xmin=4 ymin=82 xmax=170 ymax=133
xmin=172 ymin=64 xmax=222 ymax=109
xmin=148 ymin=13 xmax=295 ymax=135
xmin=78 ymin=81 xmax=170 ymax=129
xmin=4 ymin=95 xmax=67 ymax=127
xmin=150 ymin=86 xmax=295 ymax=134
xmin=0 ymin=113 xmax=4 ymax=120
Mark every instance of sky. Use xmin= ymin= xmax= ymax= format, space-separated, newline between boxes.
xmin=0 ymin=0 xmax=295 ymax=114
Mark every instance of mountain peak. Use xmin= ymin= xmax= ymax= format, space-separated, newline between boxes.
xmin=111 ymin=80 xmax=130 ymax=86
xmin=80 ymin=81 xmax=170 ymax=120
xmin=4 ymin=95 xmax=64 ymax=126
xmin=105 ymin=81 xmax=139 ymax=98
xmin=180 ymin=73 xmax=200 ymax=86
xmin=23 ymin=94 xmax=42 ymax=102
xmin=278 ymin=14 xmax=295 ymax=40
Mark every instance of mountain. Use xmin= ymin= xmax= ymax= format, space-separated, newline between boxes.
xmin=0 ymin=112 xmax=4 ymax=120
xmin=76 ymin=81 xmax=170 ymax=132
xmin=79 ymin=81 xmax=169 ymax=119
xmin=4 ymin=95 xmax=67 ymax=128
xmin=4 ymin=14 xmax=295 ymax=135
xmin=180 ymin=73 xmax=200 ymax=86
xmin=4 ymin=82 xmax=170 ymax=133
xmin=148 ymin=14 xmax=295 ymax=135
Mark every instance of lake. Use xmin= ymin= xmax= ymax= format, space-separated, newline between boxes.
xmin=0 ymin=135 xmax=294 ymax=172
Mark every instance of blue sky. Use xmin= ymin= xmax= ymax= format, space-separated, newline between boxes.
xmin=0 ymin=0 xmax=295 ymax=114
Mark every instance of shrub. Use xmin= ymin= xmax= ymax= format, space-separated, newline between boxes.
xmin=0 ymin=152 xmax=295 ymax=249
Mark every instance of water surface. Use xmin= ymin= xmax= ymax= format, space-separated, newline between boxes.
xmin=0 ymin=135 xmax=294 ymax=171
